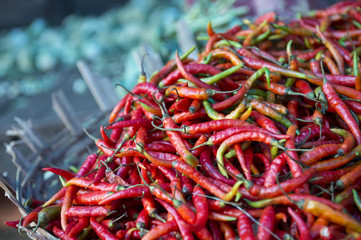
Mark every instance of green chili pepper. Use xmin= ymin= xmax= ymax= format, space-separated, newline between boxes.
xmin=253 ymin=29 xmax=271 ymax=44
xmin=201 ymin=64 xmax=244 ymax=85
xmin=353 ymin=189 xmax=361 ymax=212
xmin=248 ymin=89 xmax=267 ymax=99
xmin=203 ymin=100 xmax=224 ymax=120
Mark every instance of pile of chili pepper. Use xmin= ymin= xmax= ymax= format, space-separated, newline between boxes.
xmin=7 ymin=1 xmax=361 ymax=239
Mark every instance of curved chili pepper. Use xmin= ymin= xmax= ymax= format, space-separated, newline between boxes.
xmin=237 ymin=213 xmax=256 ymax=240
xmin=166 ymin=86 xmax=222 ymax=100
xmin=249 ymin=97 xmax=293 ymax=129
xmin=66 ymin=178 xmax=124 ymax=192
xmin=302 ymin=199 xmax=361 ymax=233
xmin=106 ymin=118 xmax=153 ymax=130
xmin=288 ymin=207 xmax=312 ymax=240
xmin=90 ymin=217 xmax=118 ymax=240
xmin=317 ymin=27 xmax=344 ymax=74
xmin=183 ymin=119 xmax=249 ymax=134
xmin=216 ymin=131 xmax=284 ymax=177
xmin=109 ymin=94 xmax=129 ymax=123
xmin=249 ymin=168 xmax=316 ymax=198
xmin=156 ymin=99 xmax=199 ymax=167
xmin=234 ymin=143 xmax=252 ymax=181
xmin=315 ymin=166 xmax=354 ymax=187
xmin=203 ymin=100 xmax=225 ymax=120
xmin=156 ymin=199 xmax=194 ymax=240
xmin=98 ymin=186 xmax=150 ymax=205
xmin=68 ymin=217 xmax=89 ymax=237
xmin=42 ymin=167 xmax=75 ymax=182
xmin=300 ymin=143 xmax=340 ymax=165
xmin=172 ymin=160 xmax=227 ymax=201
xmin=65 ymin=206 xmax=113 ymax=218
xmin=263 ymin=153 xmax=287 ymax=187
xmin=53 ymin=226 xmax=68 ymax=240
xmin=323 ymin=54 xmax=341 ymax=75
xmin=251 ymin=111 xmax=280 ymax=133
xmin=336 ymin=162 xmax=361 ymax=189
xmin=246 ymin=193 xmax=343 ymax=211
xmin=21 ymin=206 xmax=42 ymax=227
xmin=295 ymin=124 xmax=342 ymax=144
xmin=142 ymin=219 xmax=178 ymax=240
xmin=74 ymin=191 xmax=114 ymax=205
xmin=311 ymin=144 xmax=361 ymax=171
xmin=310 ymin=218 xmax=329 ymax=240
xmin=208 ymin=126 xmax=289 ymax=148
xmin=200 ymin=148 xmax=236 ymax=185
xmin=322 ymin=75 xmax=361 ymax=145
xmin=257 ymin=205 xmax=275 ymax=240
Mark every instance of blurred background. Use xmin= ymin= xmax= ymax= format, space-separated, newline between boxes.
xmin=0 ymin=0 xmax=337 ymax=239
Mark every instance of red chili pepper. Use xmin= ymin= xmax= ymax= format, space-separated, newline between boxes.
xmin=300 ymin=143 xmax=340 ymax=165
xmin=175 ymin=51 xmax=223 ymax=93
xmin=263 ymin=153 xmax=287 ymax=187
xmin=172 ymin=160 xmax=228 ymax=200
xmin=312 ymin=166 xmax=354 ymax=186
xmin=60 ymin=186 xmax=78 ymax=230
xmin=297 ymin=46 xmax=326 ymax=61
xmin=98 ymin=186 xmax=150 ymax=205
xmin=234 ymin=143 xmax=252 ymax=181
xmin=21 ymin=206 xmax=42 ymax=227
xmin=5 ymin=220 xmax=20 ymax=229
xmin=65 ymin=205 xmax=113 ymax=218
xmin=109 ymin=94 xmax=129 ymax=123
xmin=74 ymin=191 xmax=114 ymax=205
xmin=219 ymin=222 xmax=236 ymax=240
xmin=68 ymin=217 xmax=89 ymax=237
xmin=165 ymin=86 xmax=225 ymax=100
xmin=322 ymin=75 xmax=361 ymax=145
xmin=106 ymin=118 xmax=153 ymax=130
xmin=288 ymin=207 xmax=312 ymax=240
xmin=157 ymin=199 xmax=194 ymax=240
xmin=42 ymin=187 xmax=68 ymax=208
xmin=66 ymin=177 xmax=124 ymax=192
xmin=158 ymin=105 xmax=199 ymax=167
xmin=310 ymin=218 xmax=329 ymax=240
xmin=249 ymin=168 xmax=316 ymax=198
xmin=295 ymin=124 xmax=341 ymax=144
xmin=237 ymin=213 xmax=256 ymax=240
xmin=169 ymin=97 xmax=192 ymax=113
xmin=145 ymin=142 xmax=176 ymax=154
xmin=336 ymin=162 xmax=361 ymax=189
xmin=287 ymin=100 xmax=298 ymax=125
xmin=311 ymin=145 xmax=361 ymax=171
xmin=208 ymin=126 xmax=289 ymax=147
xmin=142 ymin=219 xmax=178 ymax=240
xmin=189 ymin=99 xmax=202 ymax=113
xmin=52 ymin=226 xmax=68 ymax=240
xmin=90 ymin=217 xmax=118 ymax=240
xmin=251 ymin=111 xmax=280 ymax=134
xmin=160 ymin=63 xmax=238 ymax=89
xmin=257 ymin=205 xmax=275 ymax=240
xmin=310 ymin=59 xmax=321 ymax=73
xmin=42 ymin=167 xmax=75 ymax=182
xmin=200 ymin=148 xmax=236 ymax=185
xmin=323 ymin=54 xmax=341 ymax=75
